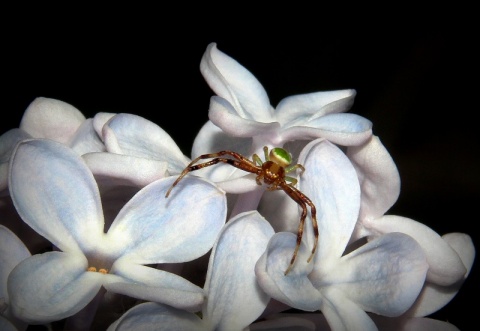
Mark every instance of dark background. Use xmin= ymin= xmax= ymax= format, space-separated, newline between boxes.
xmin=2 ymin=12 xmax=478 ymax=330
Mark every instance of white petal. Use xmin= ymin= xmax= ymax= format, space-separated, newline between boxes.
xmin=0 ymin=129 xmax=32 ymax=195
xmin=102 ymin=113 xmax=190 ymax=174
xmin=200 ymin=42 xmax=272 ymax=121
xmin=9 ymin=139 xmax=104 ymax=252
xmin=92 ymin=112 xmax=116 ymax=137
xmin=321 ymin=287 xmax=378 ymax=331
xmin=0 ymin=225 xmax=30 ymax=300
xmin=69 ymin=118 xmax=106 ymax=154
xmin=19 ymin=97 xmax=86 ymax=144
xmin=298 ymin=139 xmax=360 ymax=269
xmin=406 ymin=233 xmax=475 ymax=317
xmin=107 ymin=176 xmax=226 ymax=264
xmin=204 ymin=211 xmax=274 ymax=330
xmin=0 ymin=316 xmax=18 ymax=331
xmin=322 ymin=233 xmax=428 ymax=317
xmin=192 ymin=120 xmax=252 ymax=158
xmin=255 ymin=232 xmax=321 ymax=311
xmin=83 ymin=152 xmax=169 ymax=188
xmin=276 ymin=89 xmax=357 ymax=125
xmin=347 ymin=136 xmax=400 ymax=235
xmin=369 ymin=215 xmax=467 ymax=285
xmin=281 ymin=113 xmax=372 ymax=146
xmin=209 ymin=96 xmax=280 ymax=138
xmin=108 ymin=302 xmax=205 ymax=331
xmin=106 ymin=262 xmax=204 ymax=311
xmin=8 ymin=251 xmax=102 ymax=323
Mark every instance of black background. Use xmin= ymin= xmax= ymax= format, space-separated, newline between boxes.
xmin=2 ymin=10 xmax=478 ymax=330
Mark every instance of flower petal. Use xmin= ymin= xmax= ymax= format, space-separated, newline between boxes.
xmin=321 ymin=233 xmax=428 ymax=317
xmin=406 ymin=233 xmax=475 ymax=317
xmin=68 ymin=118 xmax=106 ymax=154
xmin=204 ymin=211 xmax=274 ymax=330
xmin=200 ymin=42 xmax=272 ymax=121
xmin=106 ymin=262 xmax=204 ymax=311
xmin=19 ymin=97 xmax=86 ymax=144
xmin=102 ymin=113 xmax=190 ymax=174
xmin=320 ymin=287 xmax=377 ymax=331
xmin=209 ymin=96 xmax=280 ymax=138
xmin=275 ymin=89 xmax=357 ymax=125
xmin=347 ymin=135 xmax=400 ymax=236
xmin=8 ymin=251 xmax=102 ymax=323
xmin=0 ymin=225 xmax=30 ymax=299
xmin=0 ymin=129 xmax=32 ymax=195
xmin=298 ymin=138 xmax=360 ymax=268
xmin=107 ymin=302 xmax=205 ymax=331
xmin=83 ymin=152 xmax=169 ymax=188
xmin=9 ymin=139 xmax=104 ymax=252
xmin=369 ymin=215 xmax=467 ymax=285
xmin=107 ymin=176 xmax=226 ymax=264
xmin=281 ymin=113 xmax=372 ymax=146
xmin=255 ymin=232 xmax=321 ymax=311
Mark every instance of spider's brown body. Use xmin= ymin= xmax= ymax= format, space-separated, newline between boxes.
xmin=165 ymin=146 xmax=318 ymax=275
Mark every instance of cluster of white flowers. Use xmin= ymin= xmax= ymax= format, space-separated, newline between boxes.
xmin=0 ymin=43 xmax=474 ymax=331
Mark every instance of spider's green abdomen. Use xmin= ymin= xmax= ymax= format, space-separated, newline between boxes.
xmin=269 ymin=147 xmax=292 ymax=168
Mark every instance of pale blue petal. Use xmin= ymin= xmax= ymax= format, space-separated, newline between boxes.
xmin=106 ymin=262 xmax=204 ymax=311
xmin=192 ymin=120 xmax=252 ymax=157
xmin=9 ymin=139 xmax=104 ymax=253
xmin=102 ymin=113 xmax=190 ymax=174
xmin=370 ymin=215 xmax=467 ymax=286
xmin=281 ymin=113 xmax=372 ymax=146
xmin=200 ymin=42 xmax=272 ymax=122
xmin=0 ymin=129 xmax=32 ymax=195
xmin=204 ymin=211 xmax=274 ymax=330
xmin=69 ymin=118 xmax=106 ymax=154
xmin=108 ymin=176 xmax=226 ymax=264
xmin=0 ymin=316 xmax=18 ymax=331
xmin=258 ymin=189 xmax=302 ymax=233
xmin=347 ymin=136 xmax=400 ymax=230
xmin=320 ymin=287 xmax=378 ymax=331
xmin=276 ymin=89 xmax=357 ymax=125
xmin=209 ymin=96 xmax=280 ymax=138
xmin=321 ymin=233 xmax=428 ymax=317
xmin=191 ymin=120 xmax=252 ymax=182
xmin=407 ymin=233 xmax=475 ymax=317
xmin=8 ymin=251 xmax=102 ymax=323
xmin=255 ymin=232 xmax=321 ymax=311
xmin=108 ymin=302 xmax=205 ymax=331
xmin=19 ymin=97 xmax=86 ymax=144
xmin=83 ymin=152 xmax=169 ymax=188
xmin=92 ymin=112 xmax=116 ymax=137
xmin=0 ymin=225 xmax=30 ymax=301
xmin=298 ymin=139 xmax=360 ymax=269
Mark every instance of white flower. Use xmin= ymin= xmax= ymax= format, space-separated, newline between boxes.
xmin=0 ymin=225 xmax=30 ymax=331
xmin=255 ymin=139 xmax=429 ymax=331
xmin=192 ymin=43 xmax=372 ymax=190
xmin=7 ymin=139 xmax=227 ymax=323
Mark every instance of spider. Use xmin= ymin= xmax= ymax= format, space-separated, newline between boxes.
xmin=165 ymin=146 xmax=318 ymax=275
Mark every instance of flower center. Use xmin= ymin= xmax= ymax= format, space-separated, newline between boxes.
xmin=87 ymin=266 xmax=109 ymax=274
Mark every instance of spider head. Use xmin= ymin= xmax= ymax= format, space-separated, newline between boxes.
xmin=269 ymin=147 xmax=292 ymax=168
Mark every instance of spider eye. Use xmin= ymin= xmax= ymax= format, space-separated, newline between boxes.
xmin=270 ymin=147 xmax=292 ymax=167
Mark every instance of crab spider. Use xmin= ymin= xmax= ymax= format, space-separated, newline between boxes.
xmin=165 ymin=146 xmax=318 ymax=275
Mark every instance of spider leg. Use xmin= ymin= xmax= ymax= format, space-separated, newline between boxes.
xmin=165 ymin=150 xmax=259 ymax=198
xmin=280 ymin=182 xmax=318 ymax=275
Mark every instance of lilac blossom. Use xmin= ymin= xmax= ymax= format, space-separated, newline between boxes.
xmin=7 ymin=139 xmax=226 ymax=324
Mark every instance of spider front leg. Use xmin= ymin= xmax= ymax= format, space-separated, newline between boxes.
xmin=280 ymin=182 xmax=318 ymax=276
xmin=165 ymin=150 xmax=259 ymax=198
